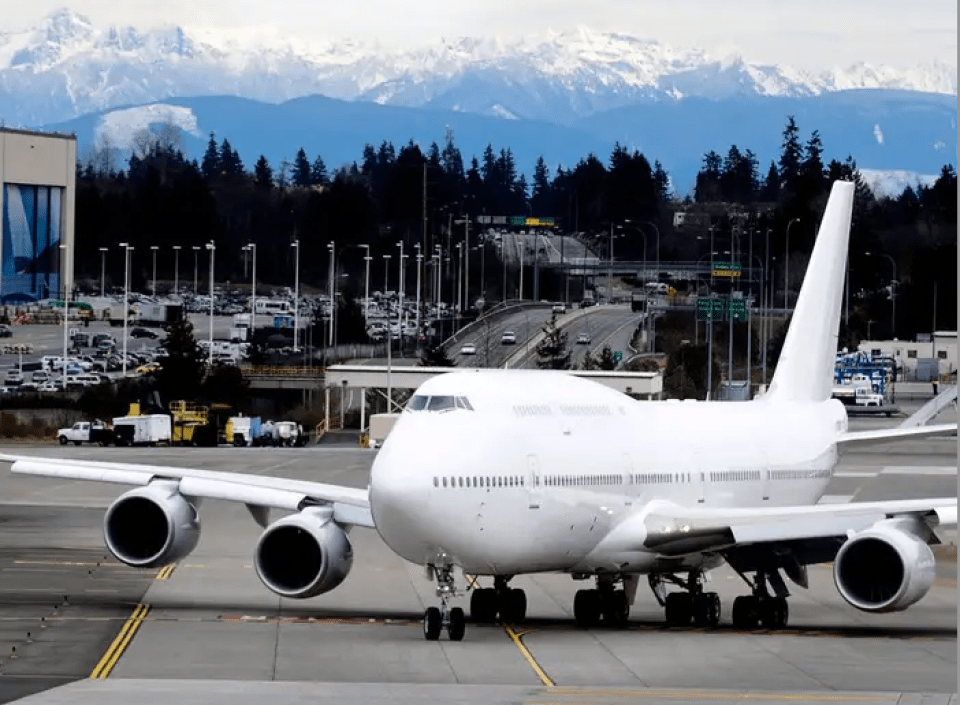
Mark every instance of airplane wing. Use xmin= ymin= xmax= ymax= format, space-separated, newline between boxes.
xmin=836 ymin=423 xmax=956 ymax=447
xmin=638 ymin=497 xmax=956 ymax=557
xmin=0 ymin=453 xmax=375 ymax=529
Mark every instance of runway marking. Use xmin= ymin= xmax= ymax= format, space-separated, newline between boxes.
xmin=89 ymin=602 xmax=149 ymax=679
xmin=155 ymin=563 xmax=177 ymax=580
xmin=533 ymin=687 xmax=885 ymax=701
xmin=219 ymin=614 xmax=420 ymax=626
xmin=832 ymin=472 xmax=879 ymax=478
xmin=13 ymin=560 xmax=129 ymax=568
xmin=504 ymin=624 xmax=555 ymax=687
xmin=881 ymin=465 xmax=957 ymax=475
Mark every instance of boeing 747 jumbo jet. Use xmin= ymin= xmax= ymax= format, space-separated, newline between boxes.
xmin=2 ymin=181 xmax=956 ymax=641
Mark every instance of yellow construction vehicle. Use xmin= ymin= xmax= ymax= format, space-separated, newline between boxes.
xmin=170 ymin=400 xmax=214 ymax=446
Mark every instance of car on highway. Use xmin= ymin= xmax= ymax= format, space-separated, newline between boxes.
xmin=576 ymin=333 xmax=592 ymax=345
xmin=459 ymin=343 xmax=477 ymax=355
xmin=131 ymin=327 xmax=159 ymax=339
xmin=552 ymin=302 xmax=567 ymax=314
xmin=500 ymin=331 xmax=517 ymax=345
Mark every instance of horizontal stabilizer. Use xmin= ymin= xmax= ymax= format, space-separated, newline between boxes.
xmin=837 ymin=423 xmax=957 ymax=447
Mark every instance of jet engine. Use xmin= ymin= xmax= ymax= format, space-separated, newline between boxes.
xmin=833 ymin=518 xmax=936 ymax=613
xmin=104 ymin=482 xmax=200 ymax=568
xmin=254 ymin=508 xmax=353 ymax=599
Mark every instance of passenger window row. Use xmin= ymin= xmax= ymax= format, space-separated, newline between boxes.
xmin=434 ymin=475 xmax=524 ymax=489
xmin=542 ymin=474 xmax=622 ymax=487
xmin=770 ymin=469 xmax=829 ymax=480
xmin=709 ymin=470 xmax=761 ymax=482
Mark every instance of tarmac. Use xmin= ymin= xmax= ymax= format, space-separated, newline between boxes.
xmin=0 ymin=403 xmax=955 ymax=704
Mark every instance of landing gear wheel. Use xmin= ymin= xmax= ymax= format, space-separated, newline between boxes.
xmin=664 ymin=592 xmax=693 ymax=627
xmin=423 ymin=607 xmax=442 ymax=641
xmin=693 ymin=592 xmax=720 ymax=628
xmin=602 ymin=589 xmax=630 ymax=628
xmin=761 ymin=597 xmax=789 ymax=629
xmin=470 ymin=588 xmax=497 ymax=623
xmin=503 ymin=588 xmax=527 ymax=623
xmin=447 ymin=607 xmax=465 ymax=641
xmin=731 ymin=595 xmax=759 ymax=630
xmin=574 ymin=589 xmax=602 ymax=628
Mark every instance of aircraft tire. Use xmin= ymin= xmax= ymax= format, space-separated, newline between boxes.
xmin=470 ymin=588 xmax=497 ymax=623
xmin=423 ymin=607 xmax=442 ymax=641
xmin=602 ymin=589 xmax=630 ymax=628
xmin=447 ymin=607 xmax=465 ymax=641
xmin=503 ymin=588 xmax=527 ymax=623
xmin=664 ymin=592 xmax=693 ymax=627
xmin=731 ymin=595 xmax=759 ymax=629
xmin=574 ymin=589 xmax=601 ymax=628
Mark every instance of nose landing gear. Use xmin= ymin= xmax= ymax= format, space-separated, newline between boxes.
xmin=423 ymin=564 xmax=465 ymax=641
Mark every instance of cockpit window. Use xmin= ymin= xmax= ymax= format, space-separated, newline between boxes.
xmin=427 ymin=395 xmax=456 ymax=411
xmin=407 ymin=394 xmax=474 ymax=412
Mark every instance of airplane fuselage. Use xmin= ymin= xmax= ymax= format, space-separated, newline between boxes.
xmin=370 ymin=371 xmax=847 ymax=575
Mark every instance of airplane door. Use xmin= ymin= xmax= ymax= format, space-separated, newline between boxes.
xmin=527 ymin=455 xmax=541 ymax=509
xmin=692 ymin=450 xmax=706 ymax=504
xmin=760 ymin=451 xmax=771 ymax=501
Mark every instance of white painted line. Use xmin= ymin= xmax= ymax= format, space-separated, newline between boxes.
xmin=881 ymin=466 xmax=957 ymax=476
xmin=833 ymin=471 xmax=879 ymax=478
xmin=817 ymin=495 xmax=854 ymax=504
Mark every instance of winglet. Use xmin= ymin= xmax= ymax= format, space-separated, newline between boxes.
xmin=765 ymin=181 xmax=854 ymax=403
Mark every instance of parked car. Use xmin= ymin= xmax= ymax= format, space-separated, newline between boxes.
xmin=0 ymin=325 xmax=12 ymax=337
xmin=459 ymin=343 xmax=477 ymax=355
xmin=500 ymin=331 xmax=517 ymax=345
xmin=131 ymin=327 xmax=159 ymax=339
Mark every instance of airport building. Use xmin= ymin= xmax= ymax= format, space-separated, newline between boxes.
xmin=0 ymin=127 xmax=76 ymax=304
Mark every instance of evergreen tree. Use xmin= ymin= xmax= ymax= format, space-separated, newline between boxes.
xmin=535 ymin=316 xmax=571 ymax=369
xmin=201 ymin=132 xmax=219 ymax=179
xmin=254 ymin=155 xmax=273 ymax=189
xmin=761 ymin=160 xmax=779 ymax=201
xmin=652 ymin=159 xmax=671 ymax=201
xmin=695 ymin=151 xmax=723 ymax=202
xmin=531 ymin=156 xmax=551 ymax=214
xmin=292 ymin=148 xmax=312 ymax=187
xmin=778 ymin=116 xmax=803 ymax=193
xmin=218 ymin=139 xmax=243 ymax=176
xmin=419 ymin=344 xmax=455 ymax=367
xmin=580 ymin=344 xmax=617 ymax=370
xmin=155 ymin=316 xmax=205 ymax=403
xmin=310 ymin=155 xmax=328 ymax=185
xmin=440 ymin=128 xmax=464 ymax=179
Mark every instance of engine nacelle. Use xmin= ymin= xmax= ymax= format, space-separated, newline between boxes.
xmin=254 ymin=507 xmax=353 ymax=599
xmin=104 ymin=482 xmax=200 ymax=568
xmin=833 ymin=518 xmax=936 ymax=613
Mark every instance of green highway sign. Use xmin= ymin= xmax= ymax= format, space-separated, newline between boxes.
xmin=613 ymin=350 xmax=623 ymax=362
xmin=729 ymin=298 xmax=748 ymax=321
xmin=696 ymin=298 xmax=726 ymax=321
xmin=712 ymin=261 xmax=741 ymax=271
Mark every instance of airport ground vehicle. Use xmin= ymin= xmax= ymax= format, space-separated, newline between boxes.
xmin=113 ymin=414 xmax=171 ymax=446
xmin=552 ymin=302 xmax=567 ymax=314
xmin=57 ymin=420 xmax=115 ymax=446
xmin=258 ymin=420 xmax=301 ymax=447
xmin=131 ymin=327 xmax=159 ymax=339
xmin=631 ymin=290 xmax=646 ymax=313
xmin=225 ymin=415 xmax=262 ymax=446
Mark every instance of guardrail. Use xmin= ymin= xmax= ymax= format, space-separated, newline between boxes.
xmin=242 ymin=366 xmax=325 ymax=376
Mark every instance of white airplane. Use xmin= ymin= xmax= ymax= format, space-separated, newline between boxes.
xmin=2 ymin=181 xmax=956 ymax=643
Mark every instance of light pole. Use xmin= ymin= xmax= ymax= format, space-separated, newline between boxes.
xmin=383 ymin=254 xmax=392 ymax=406
xmin=326 ymin=241 xmax=335 ymax=349
xmin=172 ymin=246 xmax=181 ymax=296
xmin=290 ymin=239 xmax=300 ymax=352
xmin=866 ymin=252 xmax=897 ymax=338
xmin=455 ymin=242 xmax=463 ymax=318
xmin=244 ymin=243 xmax=256 ymax=343
xmin=206 ymin=241 xmax=215 ymax=367
xmin=120 ymin=243 xmax=133 ymax=377
xmin=414 ymin=243 xmax=422 ymax=345
xmin=396 ymin=241 xmax=405 ymax=353
xmin=99 ymin=247 xmax=108 ymax=298
xmin=192 ymin=246 xmax=200 ymax=294
xmin=60 ymin=244 xmax=69 ymax=390
xmin=784 ymin=218 xmax=800 ymax=309
xmin=150 ymin=245 xmax=158 ymax=297
xmin=360 ymin=244 xmax=371 ymax=325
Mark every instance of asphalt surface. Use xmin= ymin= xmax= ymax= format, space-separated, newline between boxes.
xmin=0 ymin=410 xmax=955 ymax=704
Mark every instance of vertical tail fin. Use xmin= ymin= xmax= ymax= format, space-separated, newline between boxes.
xmin=764 ymin=181 xmax=854 ymax=403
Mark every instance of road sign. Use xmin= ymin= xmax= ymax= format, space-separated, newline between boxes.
xmin=613 ymin=350 xmax=623 ymax=362
xmin=696 ymin=298 xmax=725 ymax=321
xmin=729 ymin=298 xmax=748 ymax=321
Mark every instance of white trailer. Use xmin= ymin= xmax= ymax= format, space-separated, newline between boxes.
xmin=112 ymin=414 xmax=171 ymax=446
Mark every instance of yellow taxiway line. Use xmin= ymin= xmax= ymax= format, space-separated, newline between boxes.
xmin=89 ymin=602 xmax=150 ymax=679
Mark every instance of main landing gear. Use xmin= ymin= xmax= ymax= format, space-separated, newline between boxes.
xmin=470 ymin=576 xmax=527 ymax=624
xmin=423 ymin=564 xmax=465 ymax=641
xmin=730 ymin=570 xmax=789 ymax=630
xmin=573 ymin=577 xmax=630 ymax=629
xmin=649 ymin=571 xmax=721 ymax=628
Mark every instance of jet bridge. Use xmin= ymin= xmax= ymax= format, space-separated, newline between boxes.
xmin=322 ymin=365 xmax=663 ymax=433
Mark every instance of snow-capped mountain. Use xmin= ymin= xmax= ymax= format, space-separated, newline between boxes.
xmin=0 ymin=9 xmax=955 ymax=127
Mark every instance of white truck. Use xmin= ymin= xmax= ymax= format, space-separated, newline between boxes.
xmin=258 ymin=420 xmax=302 ymax=447
xmin=57 ymin=420 xmax=115 ymax=446
xmin=112 ymin=414 xmax=171 ymax=446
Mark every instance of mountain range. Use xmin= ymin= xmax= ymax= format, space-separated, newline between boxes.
xmin=2 ymin=9 xmax=957 ymax=193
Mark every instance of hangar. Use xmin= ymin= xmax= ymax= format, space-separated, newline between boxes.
xmin=0 ymin=127 xmax=76 ymax=303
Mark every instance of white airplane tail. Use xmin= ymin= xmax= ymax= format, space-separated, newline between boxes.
xmin=764 ymin=181 xmax=854 ymax=404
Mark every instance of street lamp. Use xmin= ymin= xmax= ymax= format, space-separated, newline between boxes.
xmin=119 ymin=243 xmax=133 ymax=377
xmin=360 ymin=244 xmax=371 ymax=325
xmin=172 ymin=246 xmax=181 ymax=296
xmin=99 ymin=247 xmax=108 ymax=298
xmin=291 ymin=239 xmax=301 ymax=352
xmin=192 ymin=246 xmax=200 ymax=294
xmin=865 ymin=252 xmax=897 ymax=338
xmin=150 ymin=245 xmax=159 ymax=297
xmin=396 ymin=241 xmax=405 ymax=352
xmin=326 ymin=241 xmax=334 ymax=349
xmin=383 ymin=254 xmax=393 ymax=404
xmin=244 ymin=243 xmax=257 ymax=343
xmin=785 ymin=218 xmax=800 ymax=309
xmin=205 ymin=241 xmax=215 ymax=366
xmin=60 ymin=244 xmax=69 ymax=390
xmin=414 ymin=243 xmax=422 ymax=345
